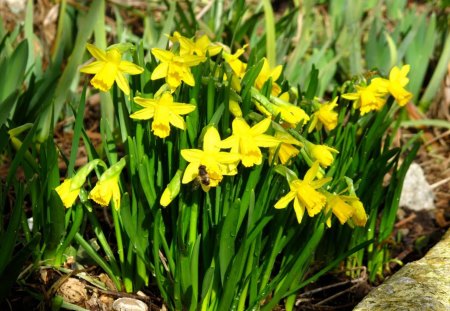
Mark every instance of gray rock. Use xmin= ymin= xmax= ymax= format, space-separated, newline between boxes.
xmin=399 ymin=163 xmax=435 ymax=212
xmin=354 ymin=229 xmax=450 ymax=310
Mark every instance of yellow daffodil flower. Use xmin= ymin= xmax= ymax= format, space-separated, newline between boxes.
xmin=223 ymin=45 xmax=248 ymax=79
xmin=130 ymin=92 xmax=196 ymax=138
xmin=342 ymin=83 xmax=386 ymax=115
xmin=308 ymin=97 xmax=339 ymax=132
xmin=55 ymin=160 xmax=105 ymax=208
xmin=305 ymin=141 xmax=339 ymax=167
xmin=371 ymin=65 xmax=412 ymax=106
xmin=181 ymin=127 xmax=240 ymax=191
xmin=151 ymin=48 xmax=205 ymax=90
xmin=324 ymin=194 xmax=355 ymax=227
xmin=89 ymin=176 xmax=121 ymax=208
xmin=274 ymin=162 xmax=331 ymax=223
xmin=350 ymin=200 xmax=368 ymax=227
xmin=178 ymin=34 xmax=222 ymax=57
xmin=220 ymin=117 xmax=280 ymax=167
xmin=252 ymin=89 xmax=310 ymax=127
xmin=324 ymin=194 xmax=368 ymax=227
xmin=255 ymin=58 xmax=283 ymax=96
xmin=80 ymin=43 xmax=144 ymax=95
xmin=268 ymin=125 xmax=303 ymax=165
xmin=89 ymin=158 xmax=126 ymax=210
xmin=55 ymin=179 xmax=81 ymax=209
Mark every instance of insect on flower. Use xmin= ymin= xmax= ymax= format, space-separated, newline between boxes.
xmin=198 ymin=165 xmax=210 ymax=186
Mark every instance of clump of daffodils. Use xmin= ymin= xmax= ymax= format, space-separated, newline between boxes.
xmin=75 ymin=32 xmax=413 ymax=228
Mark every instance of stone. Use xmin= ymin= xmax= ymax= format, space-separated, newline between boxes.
xmin=354 ymin=229 xmax=450 ymax=310
xmin=399 ymin=163 xmax=435 ymax=212
xmin=112 ymin=297 xmax=148 ymax=311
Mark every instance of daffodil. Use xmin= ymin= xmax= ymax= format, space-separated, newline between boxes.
xmin=89 ymin=158 xmax=126 ymax=210
xmin=181 ymin=127 xmax=240 ymax=192
xmin=55 ymin=179 xmax=81 ymax=208
xmin=308 ymin=97 xmax=339 ymax=132
xmin=80 ymin=43 xmax=144 ymax=95
xmin=268 ymin=125 xmax=302 ymax=165
xmin=130 ymin=92 xmax=196 ymax=138
xmin=324 ymin=194 xmax=355 ymax=227
xmin=305 ymin=141 xmax=339 ymax=168
xmin=220 ymin=117 xmax=280 ymax=167
xmin=252 ymin=88 xmax=310 ymax=127
xmin=89 ymin=176 xmax=121 ymax=208
xmin=255 ymin=58 xmax=283 ymax=96
xmin=151 ymin=48 xmax=205 ymax=90
xmin=371 ymin=65 xmax=412 ymax=106
xmin=274 ymin=162 xmax=331 ymax=223
xmin=350 ymin=200 xmax=368 ymax=227
xmin=223 ymin=45 xmax=248 ymax=79
xmin=55 ymin=159 xmax=105 ymax=208
xmin=324 ymin=194 xmax=368 ymax=227
xmin=342 ymin=83 xmax=386 ymax=115
xmin=178 ymin=34 xmax=222 ymax=57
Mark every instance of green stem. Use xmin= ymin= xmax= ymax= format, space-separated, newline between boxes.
xmin=112 ymin=207 xmax=124 ymax=265
xmin=74 ymin=232 xmax=122 ymax=291
xmin=86 ymin=210 xmax=121 ymax=277
xmin=54 ymin=204 xmax=84 ymax=266
xmin=189 ymin=202 xmax=199 ymax=246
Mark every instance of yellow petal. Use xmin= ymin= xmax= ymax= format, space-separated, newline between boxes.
xmin=169 ymin=103 xmax=196 ymax=115
xmin=130 ymin=107 xmax=155 ymax=120
xmin=80 ymin=61 xmax=104 ymax=74
xmin=115 ymin=73 xmax=130 ymax=95
xmin=152 ymin=48 xmax=174 ymax=62
xmin=203 ymin=127 xmax=221 ymax=152
xmin=168 ymin=112 xmax=186 ymax=130
xmin=55 ymin=179 xmax=80 ymax=208
xmin=118 ymin=61 xmax=144 ymax=75
xmin=253 ymin=134 xmax=280 ymax=147
xmin=151 ymin=63 xmax=169 ymax=80
xmin=86 ymin=43 xmax=107 ymax=61
xmin=181 ymin=149 xmax=204 ymax=162
xmin=293 ymin=197 xmax=305 ymax=223
xmin=182 ymin=162 xmax=200 ymax=184
xmin=274 ymin=191 xmax=296 ymax=209
xmin=249 ymin=118 xmax=271 ymax=136
xmin=90 ymin=63 xmax=117 ymax=92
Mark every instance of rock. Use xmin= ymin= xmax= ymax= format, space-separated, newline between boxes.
xmin=354 ymin=229 xmax=450 ymax=310
xmin=57 ymin=278 xmax=87 ymax=305
xmin=399 ymin=163 xmax=435 ymax=212
xmin=112 ymin=297 xmax=148 ymax=311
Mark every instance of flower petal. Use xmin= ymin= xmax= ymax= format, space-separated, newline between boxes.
xmin=115 ymin=73 xmax=130 ymax=95
xmin=250 ymin=118 xmax=271 ymax=136
xmin=80 ymin=61 xmax=104 ymax=74
xmin=118 ymin=61 xmax=144 ymax=75
xmin=182 ymin=162 xmax=199 ymax=183
xmin=86 ymin=43 xmax=107 ymax=61
xmin=151 ymin=63 xmax=169 ymax=80
xmin=203 ymin=127 xmax=221 ymax=152
xmin=274 ymin=191 xmax=296 ymax=209
xmin=293 ymin=197 xmax=305 ymax=223
xmin=181 ymin=149 xmax=204 ymax=162
xmin=130 ymin=107 xmax=155 ymax=120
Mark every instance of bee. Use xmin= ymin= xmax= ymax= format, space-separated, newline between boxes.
xmin=198 ymin=165 xmax=210 ymax=186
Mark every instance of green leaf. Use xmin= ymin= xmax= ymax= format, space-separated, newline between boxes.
xmin=0 ymin=233 xmax=41 ymax=301
xmin=219 ymin=199 xmax=240 ymax=285
xmin=0 ymin=39 xmax=28 ymax=103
